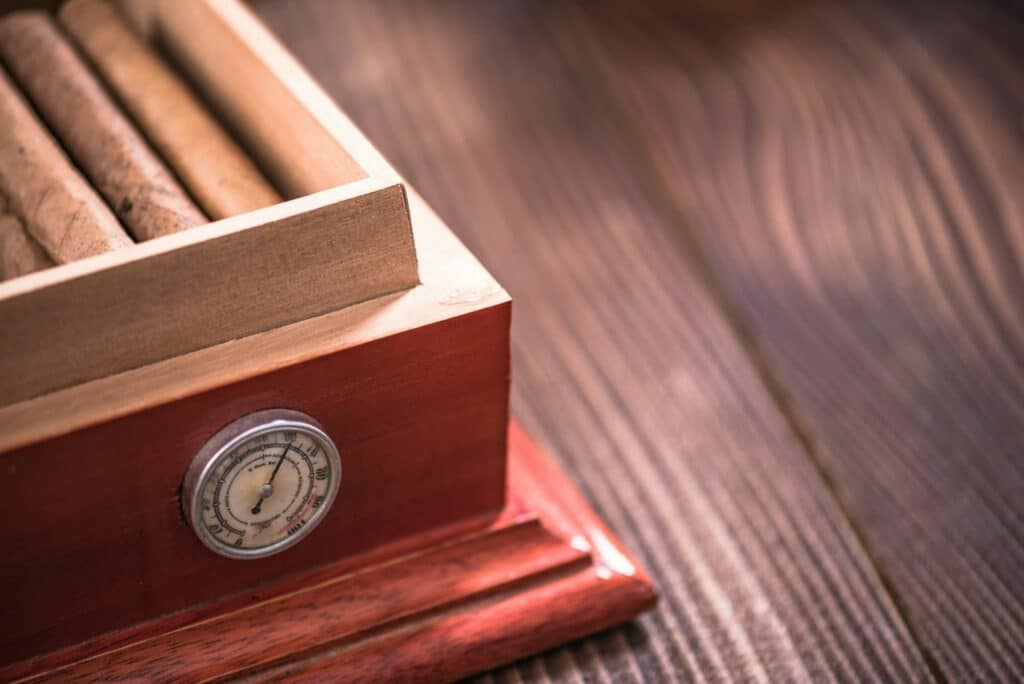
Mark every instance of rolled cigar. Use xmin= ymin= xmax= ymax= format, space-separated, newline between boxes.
xmin=0 ymin=11 xmax=207 ymax=240
xmin=60 ymin=0 xmax=282 ymax=219
xmin=0 ymin=66 xmax=132 ymax=263
xmin=0 ymin=197 xmax=54 ymax=280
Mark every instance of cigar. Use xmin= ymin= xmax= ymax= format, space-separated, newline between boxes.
xmin=0 ymin=196 xmax=54 ymax=280
xmin=0 ymin=11 xmax=207 ymax=240
xmin=59 ymin=0 xmax=282 ymax=220
xmin=0 ymin=66 xmax=132 ymax=263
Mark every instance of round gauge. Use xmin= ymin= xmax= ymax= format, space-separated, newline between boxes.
xmin=182 ymin=409 xmax=341 ymax=559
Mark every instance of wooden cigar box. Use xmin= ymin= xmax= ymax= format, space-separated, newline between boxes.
xmin=0 ymin=0 xmax=655 ymax=680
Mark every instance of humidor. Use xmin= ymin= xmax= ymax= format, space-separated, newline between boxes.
xmin=0 ymin=0 xmax=655 ymax=680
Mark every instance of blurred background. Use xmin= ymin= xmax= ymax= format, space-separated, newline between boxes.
xmin=250 ymin=0 xmax=1023 ymax=681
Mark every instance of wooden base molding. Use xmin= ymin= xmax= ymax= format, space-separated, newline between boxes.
xmin=5 ymin=422 xmax=655 ymax=682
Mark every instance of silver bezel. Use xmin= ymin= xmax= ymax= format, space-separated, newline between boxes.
xmin=182 ymin=408 xmax=342 ymax=560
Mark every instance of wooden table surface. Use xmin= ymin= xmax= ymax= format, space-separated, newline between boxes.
xmin=253 ymin=1 xmax=1023 ymax=681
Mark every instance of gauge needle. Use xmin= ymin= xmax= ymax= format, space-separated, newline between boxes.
xmin=251 ymin=444 xmax=290 ymax=515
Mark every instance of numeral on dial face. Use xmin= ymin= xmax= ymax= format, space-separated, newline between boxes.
xmin=183 ymin=410 xmax=342 ymax=559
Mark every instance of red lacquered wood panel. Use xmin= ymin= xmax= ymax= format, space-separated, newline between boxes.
xmin=8 ymin=422 xmax=655 ymax=682
xmin=0 ymin=303 xmax=510 ymax=667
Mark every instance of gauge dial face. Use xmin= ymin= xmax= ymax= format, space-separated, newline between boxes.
xmin=184 ymin=410 xmax=341 ymax=559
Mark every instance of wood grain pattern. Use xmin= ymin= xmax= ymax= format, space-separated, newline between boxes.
xmin=570 ymin=2 xmax=1024 ymax=680
xmin=0 ymin=187 xmax=505 ymax=454
xmin=253 ymin=1 xmax=936 ymax=681
xmin=6 ymin=424 xmax=654 ymax=683
xmin=0 ymin=179 xmax=417 ymax=405
xmin=0 ymin=299 xmax=510 ymax=667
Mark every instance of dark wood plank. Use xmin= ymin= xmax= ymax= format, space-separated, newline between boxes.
xmin=566 ymin=0 xmax=1024 ymax=680
xmin=252 ymin=1 xmax=933 ymax=681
